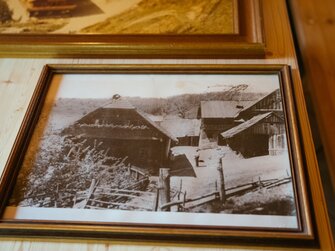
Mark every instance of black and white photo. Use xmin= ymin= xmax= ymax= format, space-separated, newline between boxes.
xmin=4 ymin=69 xmax=299 ymax=229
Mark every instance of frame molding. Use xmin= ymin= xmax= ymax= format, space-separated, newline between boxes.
xmin=0 ymin=64 xmax=321 ymax=248
xmin=0 ymin=0 xmax=264 ymax=58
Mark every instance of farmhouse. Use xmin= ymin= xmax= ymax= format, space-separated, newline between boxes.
xmin=219 ymin=112 xmax=287 ymax=158
xmin=63 ymin=97 xmax=177 ymax=174
xmin=198 ymin=101 xmax=252 ymax=140
xmin=238 ymin=89 xmax=283 ymax=120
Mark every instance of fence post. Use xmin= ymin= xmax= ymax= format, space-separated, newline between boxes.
xmin=127 ymin=164 xmax=131 ymax=176
xmin=178 ymin=179 xmax=183 ymax=200
xmin=54 ymin=184 xmax=59 ymax=208
xmin=217 ymin=159 xmax=226 ymax=203
xmin=88 ymin=179 xmax=96 ymax=195
xmin=152 ymin=188 xmax=159 ymax=211
xmin=86 ymin=179 xmax=96 ymax=207
xmin=158 ymin=168 xmax=171 ymax=211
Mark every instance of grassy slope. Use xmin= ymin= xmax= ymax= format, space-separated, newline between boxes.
xmin=82 ymin=0 xmax=234 ymax=34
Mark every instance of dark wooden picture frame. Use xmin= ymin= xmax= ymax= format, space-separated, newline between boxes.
xmin=0 ymin=0 xmax=264 ymax=58
xmin=0 ymin=64 xmax=317 ymax=248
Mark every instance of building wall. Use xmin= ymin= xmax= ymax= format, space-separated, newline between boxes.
xmin=172 ymin=136 xmax=199 ymax=147
xmin=253 ymin=89 xmax=282 ymax=111
xmin=239 ymin=90 xmax=283 ymax=120
xmin=224 ymin=120 xmax=286 ymax=158
xmin=269 ymin=134 xmax=287 ymax=156
xmin=70 ymin=135 xmax=169 ymax=174
xmin=202 ymin=118 xmax=235 ymax=139
xmin=64 ymin=108 xmax=172 ymax=173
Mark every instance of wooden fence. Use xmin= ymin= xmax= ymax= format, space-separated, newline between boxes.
xmin=160 ymin=174 xmax=292 ymax=212
xmin=73 ymin=166 xmax=154 ymax=210
xmin=21 ymin=167 xmax=292 ymax=212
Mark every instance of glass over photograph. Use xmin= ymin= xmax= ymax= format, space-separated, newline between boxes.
xmin=0 ymin=0 xmax=235 ymax=34
xmin=4 ymin=72 xmax=299 ymax=229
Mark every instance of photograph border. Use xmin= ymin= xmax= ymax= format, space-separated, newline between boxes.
xmin=0 ymin=64 xmax=315 ymax=247
xmin=0 ymin=0 xmax=264 ymax=58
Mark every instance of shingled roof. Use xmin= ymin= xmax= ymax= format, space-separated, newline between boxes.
xmin=221 ymin=112 xmax=274 ymax=139
xmin=74 ymin=97 xmax=177 ymax=142
xmin=136 ymin=109 xmax=178 ymax=142
xmin=160 ymin=118 xmax=201 ymax=138
xmin=200 ymin=101 xmax=253 ymax=119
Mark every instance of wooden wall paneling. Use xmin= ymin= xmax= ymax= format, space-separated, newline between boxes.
xmin=0 ymin=0 xmax=332 ymax=250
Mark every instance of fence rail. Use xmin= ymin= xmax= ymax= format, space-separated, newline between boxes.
xmin=73 ymin=167 xmax=154 ymax=210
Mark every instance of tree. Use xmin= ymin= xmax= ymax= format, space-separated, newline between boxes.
xmin=0 ymin=0 xmax=12 ymax=23
xmin=225 ymin=84 xmax=248 ymax=100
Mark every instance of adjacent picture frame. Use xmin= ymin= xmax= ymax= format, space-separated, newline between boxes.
xmin=0 ymin=0 xmax=264 ymax=58
xmin=0 ymin=64 xmax=315 ymax=247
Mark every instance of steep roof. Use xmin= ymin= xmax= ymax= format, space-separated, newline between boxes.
xmin=103 ymin=98 xmax=135 ymax=109
xmin=239 ymin=89 xmax=280 ymax=113
xmin=160 ymin=118 xmax=201 ymax=138
xmin=200 ymin=101 xmax=253 ymax=119
xmin=221 ymin=112 xmax=275 ymax=139
xmin=144 ymin=113 xmax=164 ymax=123
xmin=167 ymin=154 xmax=196 ymax=177
xmin=135 ymin=109 xmax=178 ymax=142
xmin=71 ymin=98 xmax=177 ymax=142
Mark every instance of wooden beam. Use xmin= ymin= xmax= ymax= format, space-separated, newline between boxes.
xmin=158 ymin=168 xmax=170 ymax=211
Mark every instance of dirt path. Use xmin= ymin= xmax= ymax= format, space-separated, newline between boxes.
xmin=170 ymin=146 xmax=292 ymax=204
xmin=170 ymin=146 xmax=229 ymax=199
xmin=55 ymin=0 xmax=142 ymax=33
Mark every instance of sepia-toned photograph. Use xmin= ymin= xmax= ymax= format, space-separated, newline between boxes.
xmin=0 ymin=0 xmax=235 ymax=34
xmin=0 ymin=1 xmax=265 ymax=58
xmin=4 ymin=70 xmax=299 ymax=229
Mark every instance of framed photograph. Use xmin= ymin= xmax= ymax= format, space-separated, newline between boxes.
xmin=0 ymin=64 xmax=315 ymax=247
xmin=0 ymin=0 xmax=264 ymax=58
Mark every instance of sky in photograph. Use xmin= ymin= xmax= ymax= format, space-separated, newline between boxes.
xmin=53 ymin=73 xmax=280 ymax=99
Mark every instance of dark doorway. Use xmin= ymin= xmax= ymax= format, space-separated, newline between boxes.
xmin=243 ymin=134 xmax=269 ymax=158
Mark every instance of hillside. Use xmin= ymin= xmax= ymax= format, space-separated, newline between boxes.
xmin=47 ymin=91 xmax=266 ymax=131
xmin=81 ymin=0 xmax=234 ymax=34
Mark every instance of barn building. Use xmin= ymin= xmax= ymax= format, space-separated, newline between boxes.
xmin=198 ymin=101 xmax=252 ymax=141
xmin=219 ymin=112 xmax=287 ymax=158
xmin=238 ymin=89 xmax=284 ymax=120
xmin=160 ymin=118 xmax=201 ymax=146
xmin=63 ymin=97 xmax=177 ymax=174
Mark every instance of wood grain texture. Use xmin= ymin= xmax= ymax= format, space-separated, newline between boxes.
xmin=0 ymin=0 xmax=331 ymax=250
xmin=288 ymin=0 xmax=335 ymax=199
xmin=288 ymin=1 xmax=335 ymax=248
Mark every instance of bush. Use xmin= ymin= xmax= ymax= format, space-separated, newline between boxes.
xmin=10 ymin=133 xmax=138 ymax=208
xmin=0 ymin=0 xmax=12 ymax=23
